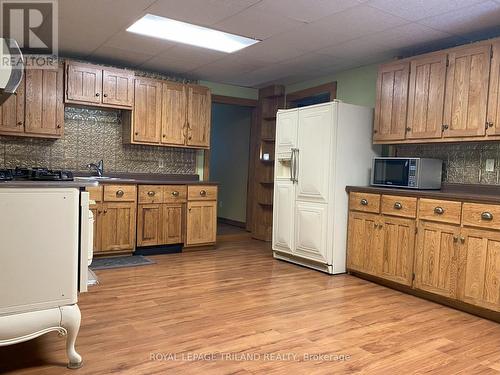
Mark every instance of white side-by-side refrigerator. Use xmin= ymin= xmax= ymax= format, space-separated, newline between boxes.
xmin=272 ymin=101 xmax=380 ymax=274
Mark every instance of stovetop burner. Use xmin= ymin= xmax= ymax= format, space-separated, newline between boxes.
xmin=0 ymin=167 xmax=74 ymax=182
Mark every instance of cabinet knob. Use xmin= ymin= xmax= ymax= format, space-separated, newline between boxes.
xmin=116 ymin=190 xmax=124 ymax=197
xmin=453 ymin=236 xmax=458 ymax=243
xmin=460 ymin=236 xmax=465 ymax=244
xmin=373 ymin=130 xmax=378 ymax=134
xmin=103 ymin=209 xmax=107 ymax=214
xmin=17 ymin=121 xmax=22 ymax=126
xmin=486 ymin=121 xmax=494 ymax=129
xmin=442 ymin=124 xmax=449 ymax=131
xmin=172 ymin=191 xmax=179 ymax=197
xmin=163 ymin=134 xmax=166 ymax=138
xmin=394 ymin=202 xmax=402 ymax=210
xmin=57 ymin=124 xmax=61 ymax=129
xmin=200 ymin=190 xmax=207 ymax=197
xmin=103 ymin=93 xmax=108 ymax=98
xmin=360 ymin=199 xmax=368 ymax=206
xmin=135 ymin=132 xmax=139 ymax=136
xmin=188 ymin=136 xmax=192 ymax=140
xmin=95 ymin=93 xmax=100 ymax=97
xmin=434 ymin=206 xmax=444 ymax=215
xmin=406 ymin=127 xmax=411 ymax=132
xmin=147 ymin=191 xmax=155 ymax=197
xmin=97 ymin=210 xmax=102 ymax=214
xmin=481 ymin=212 xmax=493 ymax=221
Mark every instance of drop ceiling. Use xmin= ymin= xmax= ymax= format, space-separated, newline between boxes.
xmin=59 ymin=0 xmax=500 ymax=87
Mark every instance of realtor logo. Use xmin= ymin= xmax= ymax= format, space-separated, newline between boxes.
xmin=0 ymin=0 xmax=58 ymax=65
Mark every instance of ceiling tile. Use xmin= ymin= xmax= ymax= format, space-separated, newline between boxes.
xmin=312 ymin=5 xmax=410 ymax=45
xmin=144 ymin=0 xmax=260 ymax=27
xmin=104 ymin=31 xmax=176 ymax=56
xmin=319 ymin=37 xmax=395 ymax=61
xmin=214 ymin=7 xmax=306 ymax=40
xmin=234 ymin=36 xmax=307 ymax=63
xmin=90 ymin=46 xmax=153 ymax=67
xmin=252 ymin=0 xmax=365 ymax=23
xmin=365 ymin=0 xmax=485 ymax=22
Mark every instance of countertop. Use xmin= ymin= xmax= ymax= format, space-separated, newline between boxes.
xmin=0 ymin=180 xmax=98 ymax=188
xmin=73 ymin=172 xmax=218 ymax=186
xmin=346 ymin=184 xmax=500 ymax=204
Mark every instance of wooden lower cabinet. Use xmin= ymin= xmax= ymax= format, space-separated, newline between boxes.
xmin=347 ymin=212 xmax=382 ymax=276
xmin=186 ymin=200 xmax=217 ymax=246
xmin=137 ymin=203 xmax=184 ymax=246
xmin=100 ymin=202 xmax=136 ymax=252
xmin=458 ymin=228 xmax=500 ymax=312
xmin=413 ymin=221 xmax=459 ymax=298
xmin=379 ymin=216 xmax=415 ymax=286
xmin=90 ymin=203 xmax=102 ymax=254
xmin=162 ymin=204 xmax=183 ymax=244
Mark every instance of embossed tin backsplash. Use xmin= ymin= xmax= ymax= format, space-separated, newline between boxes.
xmin=0 ymin=107 xmax=197 ymax=174
xmin=396 ymin=143 xmax=500 ymax=185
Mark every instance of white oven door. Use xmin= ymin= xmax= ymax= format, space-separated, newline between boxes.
xmin=79 ymin=191 xmax=93 ymax=293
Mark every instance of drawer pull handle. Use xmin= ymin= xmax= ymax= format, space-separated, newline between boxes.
xmin=394 ymin=202 xmax=402 ymax=210
xmin=481 ymin=212 xmax=493 ymax=221
xmin=434 ymin=206 xmax=444 ymax=215
xmin=360 ymin=199 xmax=368 ymax=206
xmin=172 ymin=191 xmax=179 ymax=197
xmin=116 ymin=190 xmax=124 ymax=197
xmin=147 ymin=191 xmax=155 ymax=197
xmin=460 ymin=236 xmax=465 ymax=244
xmin=200 ymin=190 xmax=207 ymax=197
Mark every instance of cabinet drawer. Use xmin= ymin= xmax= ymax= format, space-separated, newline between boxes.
xmin=349 ymin=192 xmax=380 ymax=213
xmin=86 ymin=185 xmax=103 ymax=202
xmin=188 ymin=185 xmax=217 ymax=201
xmin=462 ymin=203 xmax=500 ymax=230
xmin=381 ymin=195 xmax=417 ymax=218
xmin=103 ymin=185 xmax=137 ymax=202
xmin=138 ymin=185 xmax=163 ymax=204
xmin=419 ymin=198 xmax=461 ymax=224
xmin=164 ymin=185 xmax=187 ymax=203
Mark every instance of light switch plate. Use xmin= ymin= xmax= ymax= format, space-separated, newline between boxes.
xmin=486 ymin=158 xmax=495 ymax=172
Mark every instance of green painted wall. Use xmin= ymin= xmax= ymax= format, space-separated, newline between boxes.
xmin=286 ymin=64 xmax=379 ymax=108
xmin=199 ymin=80 xmax=258 ymax=100
xmin=210 ymin=103 xmax=252 ymax=223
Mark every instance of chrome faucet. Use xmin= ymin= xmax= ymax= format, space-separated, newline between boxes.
xmin=87 ymin=160 xmax=104 ymax=177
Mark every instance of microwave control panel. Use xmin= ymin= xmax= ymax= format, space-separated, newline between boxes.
xmin=408 ymin=160 xmax=417 ymax=187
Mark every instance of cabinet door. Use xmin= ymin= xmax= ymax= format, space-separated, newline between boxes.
xmin=406 ymin=53 xmax=447 ymax=139
xmin=414 ymin=221 xmax=459 ymax=298
xmin=347 ymin=212 xmax=382 ymax=275
xmin=443 ymin=44 xmax=490 ymax=138
xmin=133 ymin=78 xmax=162 ymax=143
xmin=0 ymin=73 xmax=24 ymax=134
xmin=379 ymin=216 xmax=416 ymax=286
xmin=486 ymin=42 xmax=500 ymax=135
xmin=90 ymin=203 xmax=102 ymax=253
xmin=137 ymin=204 xmax=161 ymax=247
xmin=161 ymin=82 xmax=187 ymax=146
xmin=276 ymin=109 xmax=298 ymax=154
xmin=102 ymin=69 xmax=134 ymax=108
xmin=161 ymin=204 xmax=183 ymax=244
xmin=186 ymin=200 xmax=216 ymax=246
xmin=458 ymin=228 xmax=500 ymax=312
xmin=294 ymin=201 xmax=329 ymax=263
xmin=186 ymin=85 xmax=211 ymax=148
xmin=296 ymin=104 xmax=332 ymax=203
xmin=272 ymin=180 xmax=295 ymax=254
xmin=373 ymin=61 xmax=409 ymax=142
xmin=66 ymin=62 xmax=102 ymax=104
xmin=101 ymin=202 xmax=136 ymax=251
xmin=25 ymin=65 xmax=64 ymax=137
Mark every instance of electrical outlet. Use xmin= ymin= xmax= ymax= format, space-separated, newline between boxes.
xmin=159 ymin=159 xmax=164 ymax=168
xmin=486 ymin=158 xmax=495 ymax=172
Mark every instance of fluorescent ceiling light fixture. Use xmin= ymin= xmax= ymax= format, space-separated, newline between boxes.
xmin=127 ymin=14 xmax=259 ymax=53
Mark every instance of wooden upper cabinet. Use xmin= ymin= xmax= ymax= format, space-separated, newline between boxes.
xmin=133 ymin=78 xmax=162 ymax=143
xmin=25 ymin=64 xmax=64 ymax=137
xmin=487 ymin=42 xmax=500 ymax=135
xmin=161 ymin=82 xmax=187 ymax=146
xmin=187 ymin=85 xmax=211 ymax=148
xmin=458 ymin=228 xmax=500 ymax=312
xmin=66 ymin=62 xmax=102 ymax=104
xmin=102 ymin=68 xmax=134 ymax=108
xmin=373 ymin=61 xmax=410 ymax=142
xmin=406 ymin=53 xmax=447 ymax=139
xmin=0 ymin=73 xmax=24 ymax=134
xmin=443 ymin=44 xmax=491 ymax=138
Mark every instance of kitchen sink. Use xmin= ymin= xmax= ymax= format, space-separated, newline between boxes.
xmin=74 ymin=176 xmax=121 ymax=181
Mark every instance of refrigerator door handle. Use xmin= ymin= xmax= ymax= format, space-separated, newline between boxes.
xmin=290 ymin=149 xmax=295 ymax=182
xmin=294 ymin=148 xmax=299 ymax=183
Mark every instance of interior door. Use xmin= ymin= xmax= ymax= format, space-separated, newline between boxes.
xmin=272 ymin=180 xmax=295 ymax=254
xmin=443 ymin=44 xmax=490 ymax=138
xmin=133 ymin=78 xmax=162 ymax=143
xmin=102 ymin=69 xmax=134 ymax=108
xmin=373 ymin=61 xmax=410 ymax=142
xmin=276 ymin=109 xmax=298 ymax=154
xmin=414 ymin=221 xmax=459 ymax=298
xmin=294 ymin=201 xmax=328 ymax=263
xmin=0 ymin=73 xmax=24 ymax=134
xmin=406 ymin=53 xmax=447 ymax=139
xmin=66 ymin=62 xmax=102 ymax=104
xmin=186 ymin=85 xmax=211 ymax=148
xmin=162 ymin=82 xmax=187 ymax=146
xmin=295 ymin=104 xmax=332 ymax=203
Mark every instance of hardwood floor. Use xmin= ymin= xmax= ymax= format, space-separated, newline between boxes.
xmin=2 ymin=239 xmax=500 ymax=374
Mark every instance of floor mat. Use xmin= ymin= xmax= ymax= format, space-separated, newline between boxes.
xmin=90 ymin=255 xmax=155 ymax=270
